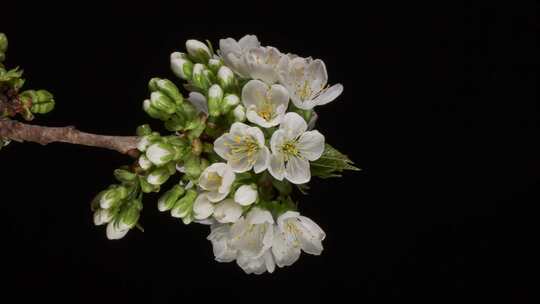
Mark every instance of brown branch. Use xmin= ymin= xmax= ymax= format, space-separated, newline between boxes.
xmin=0 ymin=118 xmax=140 ymax=156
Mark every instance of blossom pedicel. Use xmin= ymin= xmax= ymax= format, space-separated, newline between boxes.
xmin=90 ymin=34 xmax=359 ymax=275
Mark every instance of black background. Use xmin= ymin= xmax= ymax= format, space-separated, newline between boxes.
xmin=1 ymin=2 xmax=537 ymax=302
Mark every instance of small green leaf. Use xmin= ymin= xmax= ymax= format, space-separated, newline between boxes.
xmin=311 ymin=144 xmax=360 ymax=179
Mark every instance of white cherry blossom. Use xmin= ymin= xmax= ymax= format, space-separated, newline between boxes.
xmin=213 ymin=122 xmax=270 ymax=173
xmin=242 ymin=79 xmax=289 ymax=128
xmin=198 ymin=163 xmax=235 ymax=202
xmin=207 ymin=224 xmax=238 ymax=262
xmin=229 ymin=207 xmax=274 ymax=259
xmin=279 ymin=56 xmax=343 ymax=110
xmin=213 ymin=199 xmax=243 ymax=223
xmin=272 ymin=211 xmax=326 ymax=268
xmin=219 ymin=34 xmax=260 ymax=77
xmin=244 ymin=46 xmax=283 ymax=84
xmin=268 ymin=112 xmax=325 ymax=184
xmin=234 ymin=184 xmax=258 ymax=206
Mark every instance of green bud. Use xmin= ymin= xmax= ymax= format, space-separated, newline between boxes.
xmin=150 ymin=91 xmax=176 ymax=114
xmin=233 ymin=105 xmax=246 ymax=122
xmin=208 ymin=58 xmax=222 ymax=74
xmin=164 ymin=114 xmax=185 ymax=132
xmin=136 ymin=124 xmax=152 ymax=136
xmin=150 ymin=78 xmax=183 ymax=105
xmin=114 ymin=169 xmax=137 ymax=182
xmin=217 ymin=66 xmax=235 ymax=91
xmin=147 ymin=167 xmax=170 ymax=185
xmin=165 ymin=161 xmax=177 ymax=175
xmin=200 ymin=158 xmax=210 ymax=172
xmin=184 ymin=154 xmax=202 ymax=179
xmin=164 ymin=135 xmax=188 ymax=147
xmin=170 ymin=52 xmax=193 ymax=80
xmin=0 ymin=33 xmax=7 ymax=53
xmin=146 ymin=142 xmax=175 ymax=166
xmin=186 ymin=39 xmax=211 ymax=63
xmin=119 ymin=202 xmax=141 ymax=229
xmin=191 ymin=64 xmax=211 ymax=90
xmin=171 ymin=189 xmax=197 ymax=223
xmin=137 ymin=134 xmax=160 ymax=152
xmin=207 ymin=84 xmax=223 ymax=117
xmin=99 ymin=186 xmax=127 ymax=209
xmin=139 ymin=175 xmax=159 ymax=193
xmin=138 ymin=155 xmax=153 ymax=170
xmin=143 ymin=99 xmax=170 ymax=120
xmin=30 ymin=90 xmax=55 ymax=114
xmin=158 ymin=185 xmax=185 ymax=212
xmin=221 ymin=94 xmax=240 ymax=114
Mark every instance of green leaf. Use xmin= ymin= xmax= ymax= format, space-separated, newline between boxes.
xmin=311 ymin=144 xmax=360 ymax=179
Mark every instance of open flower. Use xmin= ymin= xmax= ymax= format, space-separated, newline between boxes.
xmin=242 ymin=79 xmax=289 ymax=128
xmin=278 ymin=56 xmax=343 ymax=110
xmin=268 ymin=112 xmax=325 ymax=184
xmin=229 ymin=207 xmax=274 ymax=258
xmin=198 ymin=163 xmax=235 ymax=202
xmin=236 ymin=250 xmax=275 ymax=275
xmin=244 ymin=46 xmax=283 ymax=84
xmin=214 ymin=122 xmax=270 ymax=173
xmin=272 ymin=211 xmax=326 ymax=268
xmin=213 ymin=199 xmax=243 ymax=223
xmin=219 ymin=34 xmax=260 ymax=77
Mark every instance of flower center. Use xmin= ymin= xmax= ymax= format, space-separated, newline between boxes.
xmin=257 ymin=103 xmax=274 ymax=121
xmin=281 ymin=141 xmax=299 ymax=161
xmin=205 ymin=172 xmax=222 ymax=189
xmin=297 ymin=80 xmax=312 ymax=100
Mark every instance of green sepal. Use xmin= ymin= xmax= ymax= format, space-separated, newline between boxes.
xmin=310 ymin=144 xmax=360 ymax=178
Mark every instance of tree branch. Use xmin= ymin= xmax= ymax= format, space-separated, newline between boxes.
xmin=0 ymin=118 xmax=140 ymax=156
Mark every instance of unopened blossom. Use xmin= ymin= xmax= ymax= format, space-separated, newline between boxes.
xmin=234 ymin=184 xmax=258 ymax=206
xmin=219 ymin=34 xmax=260 ymax=77
xmin=279 ymin=56 xmax=343 ymax=110
xmin=269 ymin=112 xmax=325 ymax=184
xmin=198 ymin=163 xmax=235 ymax=202
xmin=242 ymin=79 xmax=289 ymax=128
xmin=213 ymin=199 xmax=243 ymax=223
xmin=213 ymin=122 xmax=270 ymax=173
xmin=272 ymin=211 xmax=326 ymax=268
xmin=106 ymin=221 xmax=129 ymax=240
xmin=193 ymin=192 xmax=215 ymax=220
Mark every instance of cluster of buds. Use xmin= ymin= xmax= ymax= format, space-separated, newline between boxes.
xmin=91 ymin=179 xmax=143 ymax=240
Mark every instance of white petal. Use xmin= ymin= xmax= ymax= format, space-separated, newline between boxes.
xmin=245 ymin=126 xmax=265 ymax=147
xmin=269 ymin=84 xmax=289 ymax=109
xmin=213 ymin=199 xmax=243 ymax=223
xmin=268 ymin=153 xmax=286 ymax=181
xmin=106 ymin=222 xmax=129 ymax=240
xmin=229 ymin=122 xmax=250 ymax=136
xmin=206 ymin=190 xmax=228 ymax=203
xmin=187 ymin=92 xmax=208 ymax=114
xmin=298 ymin=216 xmax=326 ymax=241
xmin=246 ymin=207 xmax=274 ymax=225
xmin=193 ymin=193 xmax=215 ymax=220
xmin=280 ymin=112 xmax=307 ymax=140
xmin=263 ymin=250 xmax=276 ymax=273
xmin=253 ymin=146 xmax=270 ymax=174
xmin=270 ymin=129 xmax=287 ymax=154
xmin=241 ymin=79 xmax=267 ymax=109
xmin=218 ymin=165 xmax=235 ymax=194
xmin=307 ymin=59 xmax=328 ymax=92
xmin=277 ymin=211 xmax=301 ymax=225
xmin=272 ymin=225 xmax=301 ymax=268
xmin=311 ymin=83 xmax=343 ymax=107
xmin=237 ymin=34 xmax=260 ymax=50
xmin=234 ymin=185 xmax=258 ymax=206
xmin=236 ymin=252 xmax=266 ymax=275
xmin=246 ymin=110 xmax=276 ymax=128
xmin=297 ymin=130 xmax=325 ymax=161
xmin=213 ymin=134 xmax=233 ymax=161
xmin=285 ymin=156 xmax=311 ymax=184
xmin=229 ymin=154 xmax=254 ymax=173
xmin=207 ymin=224 xmax=237 ymax=262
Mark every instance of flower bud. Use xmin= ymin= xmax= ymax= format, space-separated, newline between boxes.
xmin=114 ymin=168 xmax=137 ymax=182
xmin=171 ymin=189 xmax=197 ymax=223
xmin=191 ymin=63 xmax=211 ymax=90
xmin=93 ymin=208 xmax=115 ymax=226
xmin=0 ymin=33 xmax=7 ymax=53
xmin=184 ymin=155 xmax=202 ymax=179
xmin=186 ymin=39 xmax=211 ymax=63
xmin=146 ymin=142 xmax=175 ymax=166
xmin=119 ymin=202 xmax=141 ymax=230
xmin=217 ymin=66 xmax=235 ymax=91
xmin=99 ymin=186 xmax=128 ymax=209
xmin=158 ymin=185 xmax=185 ymax=212
xmin=137 ymin=134 xmax=160 ymax=152
xmin=139 ymin=175 xmax=159 ymax=193
xmin=150 ymin=78 xmax=184 ymax=105
xmin=147 ymin=167 xmax=171 ymax=185
xmin=221 ymin=94 xmax=240 ymax=114
xmin=233 ymin=105 xmax=246 ymax=122
xmin=143 ymin=99 xmax=170 ymax=120
xmin=164 ymin=114 xmax=185 ymax=132
xmin=150 ymin=91 xmax=176 ymax=114
xmin=234 ymin=184 xmax=258 ymax=206
xmin=29 ymin=90 xmax=55 ymax=114
xmin=171 ymin=52 xmax=194 ymax=80
xmin=207 ymin=84 xmax=223 ymax=117
xmin=136 ymin=124 xmax=152 ymax=136
xmin=106 ymin=221 xmax=129 ymax=240
xmin=208 ymin=58 xmax=222 ymax=74
xmin=138 ymin=155 xmax=153 ymax=170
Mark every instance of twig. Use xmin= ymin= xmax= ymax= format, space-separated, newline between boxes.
xmin=0 ymin=118 xmax=140 ymax=156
